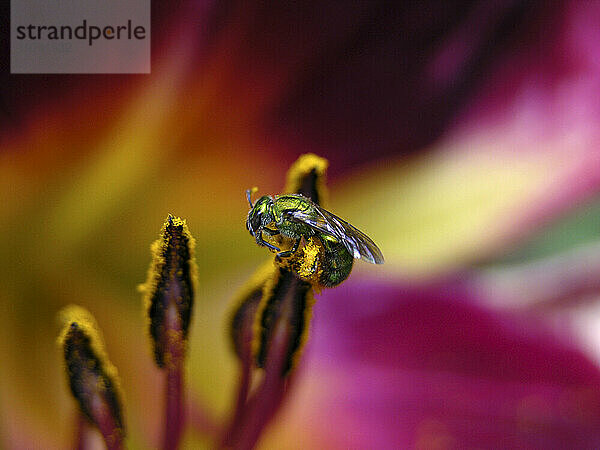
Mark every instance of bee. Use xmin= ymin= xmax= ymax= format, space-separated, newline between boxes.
xmin=245 ymin=189 xmax=384 ymax=287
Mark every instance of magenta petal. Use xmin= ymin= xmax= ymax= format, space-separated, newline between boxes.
xmin=292 ymin=280 xmax=600 ymax=449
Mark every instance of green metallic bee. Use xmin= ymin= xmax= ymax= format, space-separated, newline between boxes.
xmin=246 ymin=189 xmax=384 ymax=287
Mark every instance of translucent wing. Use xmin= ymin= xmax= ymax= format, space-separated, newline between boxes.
xmin=288 ymin=206 xmax=384 ymax=264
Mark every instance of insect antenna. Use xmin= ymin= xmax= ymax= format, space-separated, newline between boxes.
xmin=246 ymin=187 xmax=258 ymax=207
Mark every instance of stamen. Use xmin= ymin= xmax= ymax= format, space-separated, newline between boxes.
xmin=140 ymin=214 xmax=197 ymax=368
xmin=58 ymin=305 xmax=125 ymax=450
xmin=140 ymin=214 xmax=197 ymax=450
xmin=254 ymin=267 xmax=315 ymax=375
xmin=284 ymin=153 xmax=329 ymax=203
xmin=224 ymin=154 xmax=329 ymax=448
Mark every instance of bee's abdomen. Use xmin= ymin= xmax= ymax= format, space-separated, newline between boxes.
xmin=318 ymin=236 xmax=354 ymax=287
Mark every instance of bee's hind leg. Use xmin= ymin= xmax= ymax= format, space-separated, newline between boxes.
xmin=277 ymin=238 xmax=301 ymax=258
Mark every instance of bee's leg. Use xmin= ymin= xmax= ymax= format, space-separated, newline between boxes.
xmin=277 ymin=238 xmax=301 ymax=258
xmin=257 ymin=228 xmax=281 ymax=252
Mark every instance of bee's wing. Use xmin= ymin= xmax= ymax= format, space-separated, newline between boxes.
xmin=288 ymin=207 xmax=384 ymax=264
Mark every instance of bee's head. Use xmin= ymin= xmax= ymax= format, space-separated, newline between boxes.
xmin=246 ymin=190 xmax=274 ymax=236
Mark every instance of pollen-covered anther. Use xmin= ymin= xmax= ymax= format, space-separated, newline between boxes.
xmin=284 ymin=153 xmax=329 ymax=204
xmin=139 ymin=216 xmax=197 ymax=450
xmin=58 ymin=306 xmax=125 ymax=447
xmin=140 ymin=214 xmax=197 ymax=368
xmin=254 ymin=267 xmax=315 ymax=375
xmin=229 ymin=260 xmax=276 ymax=363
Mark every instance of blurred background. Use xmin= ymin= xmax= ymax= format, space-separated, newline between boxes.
xmin=3 ymin=1 xmax=600 ymax=448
